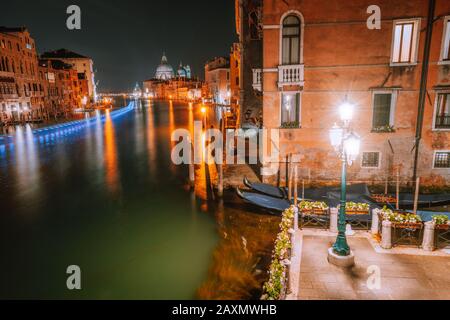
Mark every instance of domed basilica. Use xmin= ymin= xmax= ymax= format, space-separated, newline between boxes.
xmin=155 ymin=53 xmax=191 ymax=80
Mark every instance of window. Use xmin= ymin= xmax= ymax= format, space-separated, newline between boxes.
xmin=282 ymin=15 xmax=301 ymax=65
xmin=372 ymin=92 xmax=395 ymax=129
xmin=440 ymin=17 xmax=450 ymax=62
xmin=362 ymin=152 xmax=381 ymax=168
xmin=434 ymin=151 xmax=450 ymax=168
xmin=281 ymin=92 xmax=300 ymax=127
xmin=434 ymin=93 xmax=450 ymax=129
xmin=392 ymin=20 xmax=420 ymax=64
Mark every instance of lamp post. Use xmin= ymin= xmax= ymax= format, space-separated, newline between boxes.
xmin=328 ymin=102 xmax=360 ymax=266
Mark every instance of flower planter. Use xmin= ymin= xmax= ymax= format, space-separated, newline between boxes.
xmin=346 ymin=210 xmax=370 ymax=215
xmin=372 ymin=194 xmax=397 ymax=204
xmin=391 ymin=222 xmax=424 ymax=247
xmin=300 ymin=209 xmax=328 ymax=216
xmin=434 ymin=224 xmax=450 ymax=249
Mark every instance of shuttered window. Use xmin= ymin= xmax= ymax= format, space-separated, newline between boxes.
xmin=372 ymin=93 xmax=392 ymax=128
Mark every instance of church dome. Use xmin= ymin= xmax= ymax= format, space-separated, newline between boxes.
xmin=177 ymin=63 xmax=187 ymax=77
xmin=155 ymin=54 xmax=174 ymax=80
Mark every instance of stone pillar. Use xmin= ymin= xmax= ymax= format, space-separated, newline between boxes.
xmin=422 ymin=221 xmax=435 ymax=251
xmin=381 ymin=220 xmax=392 ymax=249
xmin=329 ymin=208 xmax=338 ymax=233
xmin=371 ymin=209 xmax=380 ymax=235
xmin=293 ymin=206 xmax=299 ymax=231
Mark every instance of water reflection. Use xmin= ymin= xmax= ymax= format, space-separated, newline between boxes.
xmin=103 ymin=110 xmax=120 ymax=194
xmin=13 ymin=125 xmax=41 ymax=208
xmin=146 ymin=100 xmax=157 ymax=179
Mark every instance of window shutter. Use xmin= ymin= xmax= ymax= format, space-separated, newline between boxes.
xmin=373 ymin=94 xmax=392 ymax=128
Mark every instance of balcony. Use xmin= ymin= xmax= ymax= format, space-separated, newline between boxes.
xmin=435 ymin=115 xmax=450 ymax=129
xmin=278 ymin=64 xmax=304 ymax=88
xmin=252 ymin=68 xmax=262 ymax=91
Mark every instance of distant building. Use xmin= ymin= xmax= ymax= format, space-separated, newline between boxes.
xmin=143 ymin=53 xmax=201 ymax=100
xmin=41 ymin=49 xmax=97 ymax=102
xmin=38 ymin=59 xmax=79 ymax=117
xmin=204 ymin=57 xmax=230 ymax=105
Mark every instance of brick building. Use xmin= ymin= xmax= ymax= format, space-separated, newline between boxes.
xmin=0 ymin=26 xmax=44 ymax=123
xmin=235 ymin=0 xmax=263 ymax=128
xmin=41 ymin=49 xmax=97 ymax=102
xmin=248 ymin=0 xmax=450 ymax=188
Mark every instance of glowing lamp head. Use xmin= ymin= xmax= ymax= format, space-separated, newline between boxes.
xmin=339 ymin=102 xmax=354 ymax=122
xmin=329 ymin=123 xmax=344 ymax=149
xmin=201 ymin=107 xmax=207 ymax=114
xmin=343 ymin=133 xmax=361 ymax=162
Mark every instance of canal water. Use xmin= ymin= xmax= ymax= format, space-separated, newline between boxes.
xmin=0 ymin=99 xmax=279 ymax=299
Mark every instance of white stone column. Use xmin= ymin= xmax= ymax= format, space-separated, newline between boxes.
xmin=381 ymin=220 xmax=392 ymax=249
xmin=329 ymin=208 xmax=338 ymax=233
xmin=293 ymin=206 xmax=299 ymax=231
xmin=422 ymin=221 xmax=435 ymax=251
xmin=371 ymin=209 xmax=380 ymax=235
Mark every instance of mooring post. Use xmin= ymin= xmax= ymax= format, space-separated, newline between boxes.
xmin=294 ymin=165 xmax=298 ymax=207
xmin=385 ymin=175 xmax=388 ymax=195
xmin=287 ymin=155 xmax=292 ymax=202
xmin=413 ymin=177 xmax=420 ymax=214
xmin=396 ymin=168 xmax=400 ymax=210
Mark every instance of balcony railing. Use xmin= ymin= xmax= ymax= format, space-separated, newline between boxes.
xmin=435 ymin=115 xmax=450 ymax=129
xmin=252 ymin=68 xmax=262 ymax=91
xmin=278 ymin=64 xmax=304 ymax=87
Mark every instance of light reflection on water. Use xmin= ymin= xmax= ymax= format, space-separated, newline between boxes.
xmin=0 ymin=99 xmax=279 ymax=299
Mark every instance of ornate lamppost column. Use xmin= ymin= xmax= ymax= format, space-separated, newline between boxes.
xmin=327 ymin=102 xmax=360 ymax=267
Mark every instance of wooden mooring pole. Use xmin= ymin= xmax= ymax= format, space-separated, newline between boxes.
xmin=396 ymin=168 xmax=400 ymax=210
xmin=413 ymin=177 xmax=420 ymax=214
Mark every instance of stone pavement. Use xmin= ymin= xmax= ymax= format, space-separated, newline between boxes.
xmin=297 ymin=235 xmax=450 ymax=300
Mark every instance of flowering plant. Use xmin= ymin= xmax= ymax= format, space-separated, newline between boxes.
xmin=384 ymin=211 xmax=422 ymax=224
xmin=262 ymin=206 xmax=296 ymax=300
xmin=342 ymin=202 xmax=370 ymax=212
xmin=432 ymin=215 xmax=449 ymax=225
xmin=298 ymin=200 xmax=329 ymax=211
xmin=262 ymin=258 xmax=286 ymax=300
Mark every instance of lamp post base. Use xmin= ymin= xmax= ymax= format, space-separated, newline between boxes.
xmin=327 ymin=247 xmax=355 ymax=268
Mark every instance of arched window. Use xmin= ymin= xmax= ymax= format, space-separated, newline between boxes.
xmin=282 ymin=15 xmax=301 ymax=65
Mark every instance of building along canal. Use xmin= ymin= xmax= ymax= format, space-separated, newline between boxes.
xmin=0 ymin=99 xmax=279 ymax=299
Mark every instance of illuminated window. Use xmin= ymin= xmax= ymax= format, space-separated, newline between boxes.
xmin=281 ymin=92 xmax=300 ymax=128
xmin=434 ymin=151 xmax=450 ymax=168
xmin=391 ymin=19 xmax=420 ymax=64
xmin=440 ymin=17 xmax=450 ymax=62
xmin=362 ymin=152 xmax=380 ymax=168
xmin=282 ymin=15 xmax=301 ymax=65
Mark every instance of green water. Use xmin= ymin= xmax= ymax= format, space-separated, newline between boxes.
xmin=0 ymin=99 xmax=278 ymax=299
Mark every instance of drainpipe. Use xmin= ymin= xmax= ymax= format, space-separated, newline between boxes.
xmin=412 ymin=0 xmax=435 ymax=183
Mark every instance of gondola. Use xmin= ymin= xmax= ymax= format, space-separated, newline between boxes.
xmin=236 ymin=187 xmax=290 ymax=215
xmin=243 ymin=177 xmax=450 ymax=209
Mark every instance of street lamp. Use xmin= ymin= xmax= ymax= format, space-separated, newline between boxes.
xmin=328 ymin=101 xmax=360 ymax=265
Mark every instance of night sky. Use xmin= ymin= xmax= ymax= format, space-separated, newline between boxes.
xmin=0 ymin=0 xmax=237 ymax=92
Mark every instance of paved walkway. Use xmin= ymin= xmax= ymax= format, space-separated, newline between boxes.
xmin=298 ymin=235 xmax=450 ymax=300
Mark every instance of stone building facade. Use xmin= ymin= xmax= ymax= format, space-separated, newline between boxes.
xmin=41 ymin=49 xmax=97 ymax=102
xmin=0 ymin=27 xmax=43 ymax=123
xmin=235 ymin=0 xmax=263 ymax=128
xmin=255 ymin=0 xmax=450 ymax=188
xmin=204 ymin=57 xmax=230 ymax=105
